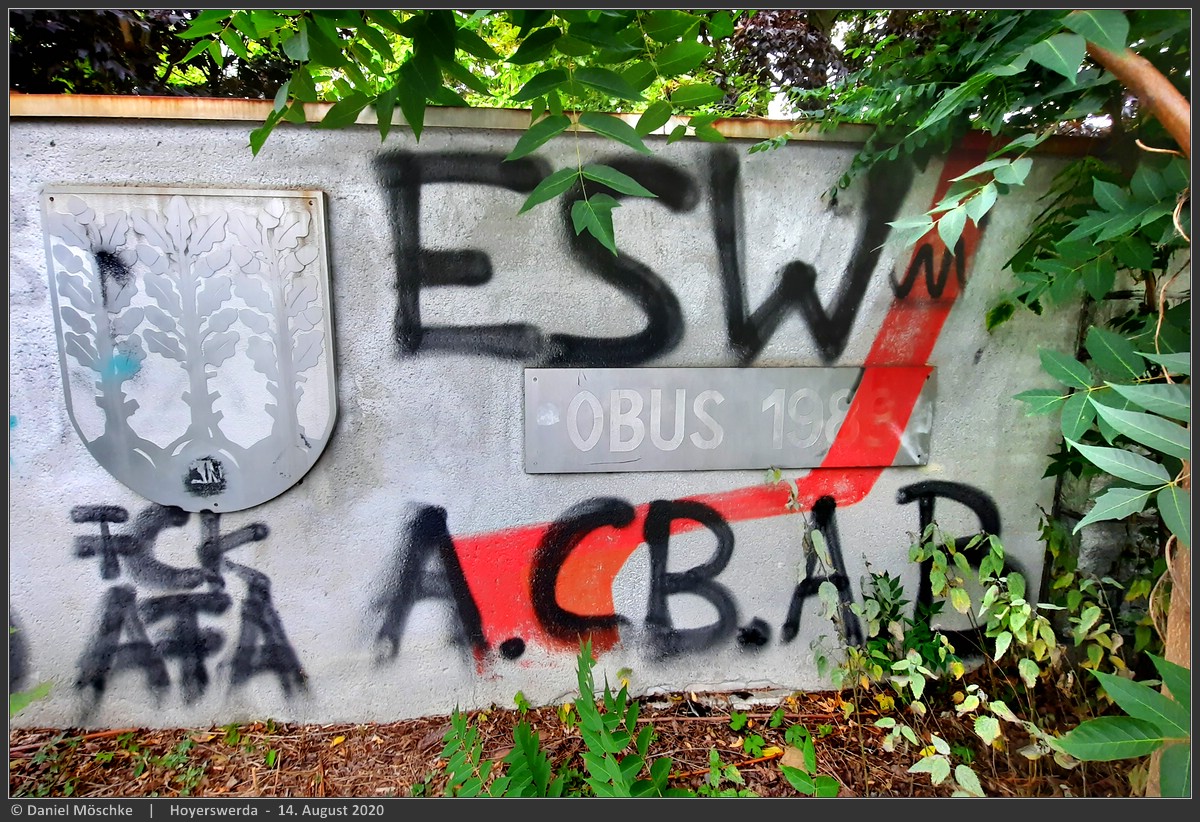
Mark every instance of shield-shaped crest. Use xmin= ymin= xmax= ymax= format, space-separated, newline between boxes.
xmin=40 ymin=187 xmax=336 ymax=513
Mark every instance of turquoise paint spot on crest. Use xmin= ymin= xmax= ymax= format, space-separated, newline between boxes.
xmin=104 ymin=354 xmax=142 ymax=380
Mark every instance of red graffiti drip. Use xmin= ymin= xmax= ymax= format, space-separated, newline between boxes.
xmin=454 ymin=146 xmax=988 ymax=656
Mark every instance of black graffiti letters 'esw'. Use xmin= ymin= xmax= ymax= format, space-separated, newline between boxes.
xmin=710 ymin=147 xmax=915 ymax=364
xmin=376 ymin=152 xmax=694 ymax=366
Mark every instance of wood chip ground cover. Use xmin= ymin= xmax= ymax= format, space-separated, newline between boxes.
xmin=10 ymin=681 xmax=1134 ymax=799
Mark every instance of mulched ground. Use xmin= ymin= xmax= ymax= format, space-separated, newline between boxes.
xmin=10 ymin=673 xmax=1135 ymax=799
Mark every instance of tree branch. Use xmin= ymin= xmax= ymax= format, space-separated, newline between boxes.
xmin=1085 ymin=42 xmax=1190 ymax=158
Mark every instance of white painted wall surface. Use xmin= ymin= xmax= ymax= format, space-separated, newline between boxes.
xmin=9 ymin=107 xmax=1082 ymax=728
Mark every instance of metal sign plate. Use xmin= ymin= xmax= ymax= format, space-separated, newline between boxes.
xmin=41 ymin=186 xmax=336 ymax=512
xmin=524 ymin=367 xmax=935 ymax=473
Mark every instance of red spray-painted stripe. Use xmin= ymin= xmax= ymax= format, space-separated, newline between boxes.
xmin=453 ymin=146 xmax=989 ymax=652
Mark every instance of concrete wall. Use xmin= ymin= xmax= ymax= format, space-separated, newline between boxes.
xmin=9 ymin=100 xmax=1082 ymax=728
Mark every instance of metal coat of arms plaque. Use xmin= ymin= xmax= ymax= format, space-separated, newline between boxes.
xmin=40 ymin=187 xmax=336 ymax=513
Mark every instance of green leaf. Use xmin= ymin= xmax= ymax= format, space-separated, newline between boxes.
xmin=1081 ymin=258 xmax=1116 ymax=302
xmin=1026 ymin=33 xmax=1086 ymax=83
xmin=1065 ymin=439 xmax=1171 ymax=487
xmin=693 ymin=124 xmax=725 ymax=143
xmin=177 ymin=9 xmax=232 ymax=39
xmin=909 ymin=755 xmax=951 ymax=785
xmin=1014 ymin=388 xmax=1067 ymax=416
xmin=1140 ymin=352 xmax=1190 ymax=377
xmin=1092 ymin=670 xmax=1190 ymax=738
xmin=781 ymin=765 xmax=816 ymax=795
xmin=519 ymin=167 xmax=580 ymax=214
xmin=316 ymin=92 xmax=369 ymax=129
xmin=455 ymin=27 xmax=502 ymax=61
xmin=643 ymin=10 xmax=701 ymax=43
xmin=937 ymin=205 xmax=968 ymax=251
xmin=985 ymin=299 xmax=1015 ymax=331
xmin=207 ymin=38 xmax=225 ymax=69
xmin=974 ymin=715 xmax=1001 ymax=746
xmin=364 ymin=9 xmax=405 ymax=36
xmin=670 ymin=83 xmax=725 ymax=107
xmin=505 ymin=114 xmax=571 ymax=161
xmin=951 ymin=158 xmax=1012 ymax=182
xmin=1018 ymin=658 xmax=1040 ymax=690
xmin=1130 ymin=163 xmax=1169 ymax=204
xmin=1059 ymin=392 xmax=1095 ymax=441
xmin=355 ymin=20 xmax=395 ymax=62
xmin=965 ymin=182 xmax=998 ymax=223
xmin=508 ymin=26 xmax=563 ymax=64
xmin=1157 ymin=486 xmax=1190 ymax=548
xmin=1146 ymin=655 xmax=1189 ymax=707
xmin=666 ymin=124 xmax=687 ymax=144
xmin=512 ymin=69 xmax=569 ymax=102
xmin=1092 ymin=404 xmax=1190 ymax=460
xmin=9 ymin=680 xmax=51 ymax=718
xmin=636 ymin=101 xmax=674 ymax=136
xmin=395 ymin=66 xmax=427 ymax=140
xmin=305 ymin=17 xmax=349 ymax=67
xmin=577 ymin=112 xmax=653 ymax=155
xmin=289 ymin=67 xmax=318 ymax=103
xmin=1073 ymin=486 xmax=1154 ymax=533
xmin=954 ymin=765 xmax=985 ymax=797
xmin=621 ymin=60 xmax=658 ymax=93
xmin=574 ymin=67 xmax=644 ymax=102
xmin=272 ymin=80 xmax=291 ymax=113
xmin=1064 ymin=10 xmax=1130 ymax=53
xmin=814 ymin=775 xmax=840 ymax=798
xmin=181 ymin=38 xmax=211 ymax=64
xmin=581 ymin=165 xmax=657 ymax=198
xmin=1054 ymin=716 xmax=1166 ymax=761
xmin=249 ymin=109 xmax=284 ymax=156
xmin=1040 ymin=348 xmax=1093 ymax=389
xmin=1092 ymin=178 xmax=1131 ymax=213
xmin=708 ymin=10 xmax=736 ymax=40
xmin=1114 ymin=236 xmax=1155 ymax=271
xmin=1107 ymin=382 xmax=1190 ymax=422
xmin=917 ymin=71 xmax=993 ymax=131
xmin=994 ymin=630 xmax=1013 ymax=662
xmin=949 ymin=587 xmax=971 ymax=615
xmin=993 ymin=157 xmax=1032 ymax=186
xmin=654 ymin=40 xmax=711 ymax=77
xmin=987 ymin=131 xmax=1047 ymax=158
xmin=1159 ymin=742 xmax=1191 ymax=798
xmin=219 ymin=28 xmax=250 ymax=61
xmin=440 ymin=59 xmax=489 ymax=95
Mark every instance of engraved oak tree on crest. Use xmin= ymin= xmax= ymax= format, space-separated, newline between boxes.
xmin=133 ymin=196 xmax=241 ymax=462
xmin=45 ymin=195 xmax=155 ymax=467
xmin=228 ymin=200 xmax=325 ymax=477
